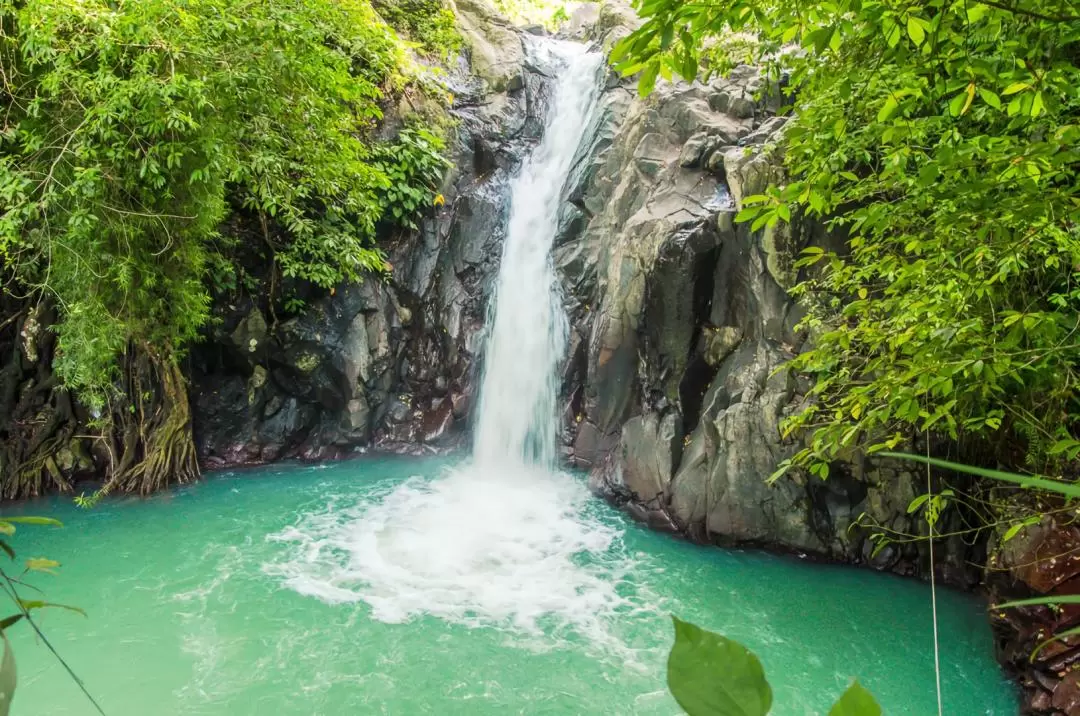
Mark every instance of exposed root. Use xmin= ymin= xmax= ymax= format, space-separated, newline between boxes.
xmin=103 ymin=345 xmax=200 ymax=495
xmin=0 ymin=299 xmax=200 ymax=499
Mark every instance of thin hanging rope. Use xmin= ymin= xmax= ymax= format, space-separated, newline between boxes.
xmin=926 ymin=438 xmax=944 ymax=716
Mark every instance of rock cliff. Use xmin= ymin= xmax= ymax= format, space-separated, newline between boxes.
xmin=547 ymin=5 xmax=979 ymax=588
xmin=190 ymin=2 xmax=556 ymax=465
xmin=188 ymin=0 xmax=980 ymax=591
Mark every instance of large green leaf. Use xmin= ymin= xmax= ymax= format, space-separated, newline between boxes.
xmin=994 ymin=595 xmax=1080 ymax=609
xmin=0 ymin=633 xmax=15 ymax=716
xmin=0 ymin=518 xmax=61 ymax=527
xmin=24 ymin=558 xmax=59 ymax=574
xmin=828 ymin=681 xmax=881 ymax=716
xmin=667 ymin=617 xmax=772 ymax=716
xmin=879 ymin=453 xmax=1080 ymax=499
xmin=16 ymin=601 xmax=86 ymax=619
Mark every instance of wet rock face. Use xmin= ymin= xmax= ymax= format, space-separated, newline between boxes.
xmin=190 ymin=15 xmax=556 ymax=467
xmin=554 ymin=49 xmax=979 ymax=583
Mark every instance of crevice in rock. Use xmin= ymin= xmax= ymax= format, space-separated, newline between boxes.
xmin=678 ymin=246 xmax=720 ymax=439
xmin=677 ymin=354 xmax=715 ymax=445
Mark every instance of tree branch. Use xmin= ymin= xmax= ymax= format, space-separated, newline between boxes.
xmin=975 ymin=0 xmax=1080 ymax=22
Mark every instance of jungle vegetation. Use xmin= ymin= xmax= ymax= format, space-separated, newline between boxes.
xmin=614 ymin=0 xmax=1080 ymax=505
xmin=0 ymin=0 xmax=457 ymax=498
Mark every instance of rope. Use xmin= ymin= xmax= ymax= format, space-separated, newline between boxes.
xmin=926 ymin=438 xmax=944 ymax=716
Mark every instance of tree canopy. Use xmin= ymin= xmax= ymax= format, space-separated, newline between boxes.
xmin=614 ymin=0 xmax=1080 ymax=476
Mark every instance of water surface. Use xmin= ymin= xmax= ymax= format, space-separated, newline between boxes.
xmin=8 ymin=457 xmax=1016 ymax=715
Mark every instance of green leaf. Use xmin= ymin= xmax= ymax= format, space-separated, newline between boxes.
xmin=994 ymin=595 xmax=1080 ymax=610
xmin=1001 ymin=523 xmax=1025 ymax=543
xmin=906 ymin=16 xmax=925 ymax=46
xmin=877 ymin=96 xmax=898 ymax=122
xmin=16 ymin=601 xmax=86 ymax=618
xmin=1002 ymin=82 xmax=1030 ymax=95
xmin=883 ymin=22 xmax=901 ymax=47
xmin=609 ymin=39 xmax=632 ymax=64
xmin=661 ymin=24 xmax=674 ymax=50
xmin=880 ymin=453 xmax=1080 ymax=499
xmin=805 ymin=27 xmax=835 ymax=54
xmin=948 ymin=91 xmax=967 ymax=117
xmin=906 ymin=494 xmax=930 ymax=514
xmin=829 ymin=680 xmax=882 ymax=716
xmin=978 ymin=88 xmax=1002 ymax=110
xmin=734 ymin=207 xmax=760 ymax=223
xmin=667 ymin=616 xmax=772 ymax=716
xmin=0 ymin=615 xmax=22 ymax=632
xmin=639 ymin=62 xmax=660 ymax=96
xmin=1031 ymin=91 xmax=1044 ymax=118
xmin=1 ymin=517 xmax=61 ymax=527
xmin=1032 ymin=625 xmax=1080 ymax=661
xmin=25 ymin=558 xmax=59 ymax=573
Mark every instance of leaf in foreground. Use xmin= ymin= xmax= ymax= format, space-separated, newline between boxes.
xmin=829 ymin=680 xmax=882 ymax=716
xmin=667 ymin=616 xmax=772 ymax=716
xmin=0 ymin=633 xmax=14 ymax=716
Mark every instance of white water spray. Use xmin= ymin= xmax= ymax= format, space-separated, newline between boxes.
xmin=266 ymin=41 xmax=645 ymax=649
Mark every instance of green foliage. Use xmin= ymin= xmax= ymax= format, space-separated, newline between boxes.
xmin=492 ymin=0 xmax=582 ymax=28
xmin=667 ymin=616 xmax=880 ymax=715
xmin=372 ymin=127 xmax=452 ymax=231
xmin=373 ymin=0 xmax=462 ymax=60
xmin=0 ymin=0 xmax=447 ymax=407
xmin=614 ymin=0 xmax=1080 ymax=476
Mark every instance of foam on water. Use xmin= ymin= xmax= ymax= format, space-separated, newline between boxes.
xmin=266 ymin=39 xmax=637 ymax=651
xmin=8 ymin=460 xmax=1018 ymax=714
xmin=265 ymin=465 xmax=647 ymax=654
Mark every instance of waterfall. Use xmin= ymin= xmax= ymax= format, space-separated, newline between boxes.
xmin=268 ymin=40 xmax=639 ymax=650
xmin=473 ymin=40 xmax=602 ymax=468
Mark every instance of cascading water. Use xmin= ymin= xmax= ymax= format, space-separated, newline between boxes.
xmin=472 ymin=41 xmax=601 ymax=469
xmin=265 ymin=40 xmax=641 ymax=649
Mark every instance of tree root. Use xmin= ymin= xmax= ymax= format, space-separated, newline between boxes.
xmin=97 ymin=345 xmax=200 ymax=496
xmin=0 ymin=304 xmax=201 ymax=499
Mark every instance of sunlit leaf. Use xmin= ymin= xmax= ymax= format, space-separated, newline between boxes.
xmin=961 ymin=83 xmax=976 ymax=115
xmin=881 ymin=454 xmax=1080 ymax=499
xmin=877 ymin=96 xmax=898 ymax=122
xmin=906 ymin=16 xmax=924 ymax=46
xmin=16 ymin=601 xmax=86 ymax=618
xmin=24 ymin=558 xmax=60 ymax=573
xmin=1 ymin=518 xmax=61 ymax=527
